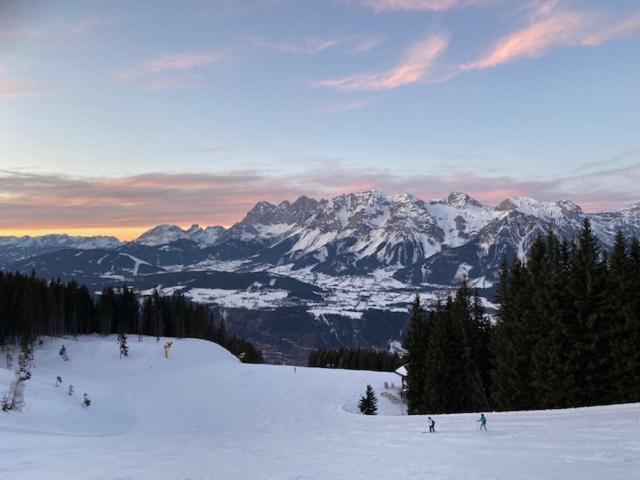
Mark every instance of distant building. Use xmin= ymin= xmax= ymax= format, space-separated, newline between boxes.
xmin=394 ymin=364 xmax=408 ymax=397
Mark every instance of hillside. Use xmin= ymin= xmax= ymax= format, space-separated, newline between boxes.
xmin=1 ymin=336 xmax=638 ymax=479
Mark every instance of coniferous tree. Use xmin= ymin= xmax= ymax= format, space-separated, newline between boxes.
xmin=531 ymin=236 xmax=573 ymax=408
xmin=403 ymin=295 xmax=428 ymax=414
xmin=118 ymin=333 xmax=129 ymax=359
xmin=565 ymin=219 xmax=610 ymax=406
xmin=491 ymin=257 xmax=536 ymax=410
xmin=358 ymin=385 xmax=378 ymax=415
xmin=608 ymin=232 xmax=640 ymax=402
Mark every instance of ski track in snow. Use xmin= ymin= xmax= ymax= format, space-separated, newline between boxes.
xmin=117 ymin=253 xmax=151 ymax=276
xmin=1 ymin=336 xmax=639 ymax=479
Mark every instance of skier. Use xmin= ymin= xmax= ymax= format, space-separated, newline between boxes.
xmin=428 ymin=416 xmax=436 ymax=433
xmin=478 ymin=413 xmax=488 ymax=431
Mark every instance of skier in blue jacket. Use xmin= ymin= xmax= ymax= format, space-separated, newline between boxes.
xmin=478 ymin=413 xmax=488 ymax=431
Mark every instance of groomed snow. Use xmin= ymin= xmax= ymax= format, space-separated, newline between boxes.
xmin=1 ymin=336 xmax=639 ymax=479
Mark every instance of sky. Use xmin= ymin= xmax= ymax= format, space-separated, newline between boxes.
xmin=1 ymin=0 xmax=639 ymax=240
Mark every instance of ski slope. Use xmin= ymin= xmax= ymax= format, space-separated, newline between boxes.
xmin=1 ymin=336 xmax=639 ymax=480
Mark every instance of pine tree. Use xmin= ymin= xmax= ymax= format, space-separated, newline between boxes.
xmin=531 ymin=236 xmax=573 ymax=408
xmin=491 ymin=257 xmax=535 ymax=410
xmin=403 ymin=295 xmax=428 ymax=414
xmin=565 ymin=219 xmax=610 ymax=406
xmin=118 ymin=333 xmax=129 ymax=359
xmin=358 ymin=385 xmax=378 ymax=415
xmin=608 ymin=233 xmax=640 ymax=402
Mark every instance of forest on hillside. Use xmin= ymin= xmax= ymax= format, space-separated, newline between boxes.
xmin=0 ymin=273 xmax=263 ymax=363
xmin=308 ymin=347 xmax=404 ymax=372
xmin=405 ymin=220 xmax=640 ymax=414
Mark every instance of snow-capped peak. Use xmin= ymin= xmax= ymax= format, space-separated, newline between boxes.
xmin=0 ymin=234 xmax=122 ymax=249
xmin=495 ymin=197 xmax=583 ymax=222
xmin=445 ymin=192 xmax=484 ymax=208
xmin=135 ymin=224 xmax=225 ymax=246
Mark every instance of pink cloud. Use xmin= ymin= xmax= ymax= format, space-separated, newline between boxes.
xmin=581 ymin=12 xmax=640 ymax=46
xmin=348 ymin=38 xmax=384 ymax=54
xmin=461 ymin=7 xmax=640 ymax=73
xmin=461 ymin=11 xmax=593 ymax=71
xmin=251 ymin=38 xmax=344 ymax=55
xmin=316 ymin=99 xmax=372 ymax=114
xmin=357 ymin=0 xmax=481 ymax=12
xmin=68 ymin=15 xmax=116 ymax=35
xmin=118 ymin=52 xmax=225 ymax=80
xmin=313 ymin=34 xmax=449 ymax=91
xmin=140 ymin=76 xmax=206 ymax=92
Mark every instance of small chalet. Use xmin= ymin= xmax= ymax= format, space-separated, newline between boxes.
xmin=394 ymin=364 xmax=408 ymax=397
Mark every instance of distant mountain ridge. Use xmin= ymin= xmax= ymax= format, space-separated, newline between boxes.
xmin=0 ymin=234 xmax=122 ymax=266
xmin=5 ymin=191 xmax=639 ymax=361
xmin=4 ymin=191 xmax=640 ymax=287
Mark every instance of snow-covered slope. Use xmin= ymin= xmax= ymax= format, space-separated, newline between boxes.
xmin=1 ymin=336 xmax=638 ymax=479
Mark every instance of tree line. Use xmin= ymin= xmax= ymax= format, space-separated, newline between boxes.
xmin=308 ymin=347 xmax=404 ymax=372
xmin=0 ymin=272 xmax=263 ymax=363
xmin=405 ymin=220 xmax=640 ymax=414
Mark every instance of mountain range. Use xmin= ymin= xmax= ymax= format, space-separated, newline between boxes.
xmin=3 ymin=191 xmax=639 ymax=361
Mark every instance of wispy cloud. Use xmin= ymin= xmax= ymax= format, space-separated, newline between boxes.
xmin=0 ymin=14 xmax=118 ymax=43
xmin=521 ymin=0 xmax=562 ymax=21
xmin=461 ymin=10 xmax=593 ymax=71
xmin=581 ymin=12 xmax=640 ymax=46
xmin=316 ymin=99 xmax=372 ymax=114
xmin=68 ymin=15 xmax=116 ymax=35
xmin=251 ymin=37 xmax=344 ymax=54
xmin=462 ymin=7 xmax=640 ymax=72
xmin=1 ymin=162 xmax=637 ymax=233
xmin=348 ymin=37 xmax=384 ymax=54
xmin=356 ymin=0 xmax=482 ymax=12
xmin=118 ymin=52 xmax=225 ymax=80
xmin=117 ymin=52 xmax=225 ymax=92
xmin=574 ymin=147 xmax=640 ymax=173
xmin=313 ymin=34 xmax=449 ymax=91
xmin=139 ymin=75 xmax=206 ymax=92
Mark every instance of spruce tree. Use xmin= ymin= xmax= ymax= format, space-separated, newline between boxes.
xmin=608 ymin=233 xmax=640 ymax=402
xmin=118 ymin=333 xmax=129 ymax=359
xmin=403 ymin=295 xmax=428 ymax=414
xmin=565 ymin=219 xmax=610 ymax=406
xmin=358 ymin=385 xmax=378 ymax=415
xmin=491 ymin=257 xmax=535 ymax=410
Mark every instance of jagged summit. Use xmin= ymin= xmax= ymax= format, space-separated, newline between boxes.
xmin=135 ymin=224 xmax=225 ymax=246
xmin=495 ymin=197 xmax=583 ymax=222
xmin=446 ymin=192 xmax=484 ymax=208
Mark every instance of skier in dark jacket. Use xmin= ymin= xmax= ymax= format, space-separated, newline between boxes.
xmin=428 ymin=416 xmax=436 ymax=433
